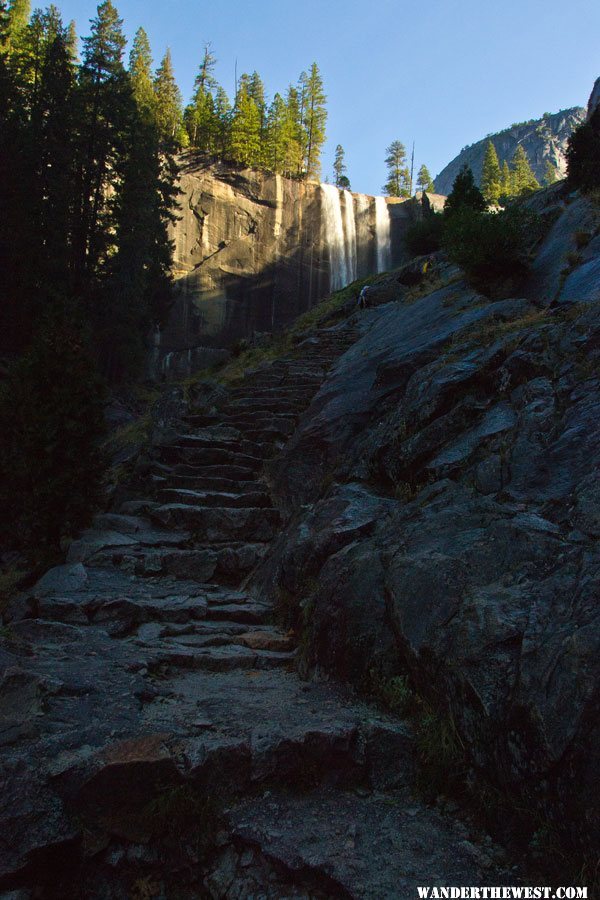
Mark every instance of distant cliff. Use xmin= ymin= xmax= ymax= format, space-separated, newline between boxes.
xmin=158 ymin=155 xmax=419 ymax=378
xmin=434 ymin=107 xmax=585 ymax=195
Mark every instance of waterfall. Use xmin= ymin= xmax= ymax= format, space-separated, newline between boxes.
xmin=322 ymin=183 xmax=392 ymax=290
xmin=355 ymin=194 xmax=371 ymax=278
xmin=375 ymin=196 xmax=391 ymax=272
xmin=320 ymin=183 xmax=348 ymax=291
xmin=342 ymin=190 xmax=357 ymax=285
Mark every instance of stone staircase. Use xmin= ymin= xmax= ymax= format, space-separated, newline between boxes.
xmin=0 ymin=322 xmax=521 ymax=898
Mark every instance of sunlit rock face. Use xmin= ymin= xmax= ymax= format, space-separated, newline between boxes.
xmin=158 ymin=154 xmax=419 ymax=376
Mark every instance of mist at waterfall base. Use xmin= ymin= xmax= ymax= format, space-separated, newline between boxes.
xmin=320 ymin=184 xmax=392 ymax=292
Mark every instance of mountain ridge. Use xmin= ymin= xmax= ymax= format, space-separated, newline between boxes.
xmin=435 ymin=106 xmax=585 ymax=195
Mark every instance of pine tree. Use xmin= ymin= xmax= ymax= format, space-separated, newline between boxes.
xmin=212 ymin=84 xmax=231 ymax=155
xmin=185 ymin=43 xmax=217 ymax=149
xmin=0 ymin=0 xmax=29 ymax=350
xmin=10 ymin=6 xmax=63 ymax=95
xmin=444 ymin=165 xmax=486 ymax=217
xmin=481 ymin=141 xmax=501 ymax=204
xmin=194 ymin=42 xmax=216 ymax=93
xmin=153 ymin=48 xmax=182 ymax=143
xmin=300 ymin=62 xmax=326 ymax=178
xmin=0 ymin=304 xmax=105 ymax=560
xmin=264 ymin=91 xmax=287 ymax=172
xmin=383 ymin=140 xmax=409 ymax=197
xmin=103 ymin=112 xmax=177 ymax=379
xmin=66 ymin=19 xmax=77 ymax=60
xmin=229 ymin=82 xmax=261 ymax=167
xmin=72 ymin=0 xmax=130 ymax=289
xmin=416 ymin=163 xmax=434 ymax=193
xmin=511 ymin=145 xmax=539 ymax=195
xmin=566 ymin=109 xmax=600 ymax=193
xmin=499 ymin=160 xmax=512 ymax=200
xmin=543 ymin=160 xmax=558 ymax=185
xmin=248 ymin=70 xmax=265 ymax=123
xmin=129 ymin=26 xmax=154 ymax=115
xmin=283 ymin=84 xmax=303 ymax=176
xmin=333 ymin=143 xmax=347 ymax=188
xmin=0 ymin=0 xmax=9 ymax=48
xmin=32 ymin=22 xmax=77 ymax=291
xmin=6 ymin=0 xmax=29 ymax=46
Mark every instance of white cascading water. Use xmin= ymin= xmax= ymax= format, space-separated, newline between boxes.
xmin=342 ymin=190 xmax=357 ymax=285
xmin=375 ymin=196 xmax=391 ymax=272
xmin=320 ymin=183 xmax=348 ymax=291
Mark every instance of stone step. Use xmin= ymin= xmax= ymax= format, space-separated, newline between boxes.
xmin=223 ymin=399 xmax=300 ymax=414
xmin=151 ymin=505 xmax=280 ymax=542
xmin=147 ymin=644 xmax=296 ymax=673
xmin=157 ymin=487 xmax=272 ymax=509
xmin=157 ymin=626 xmax=294 ymax=653
xmin=205 ymin=602 xmax=271 ymax=624
xmin=174 ymin=435 xmax=276 ymax=459
xmin=135 ymin=620 xmax=250 ymax=640
xmin=153 ymin=474 xmax=263 ymax=493
xmin=92 ymin=543 xmax=268 ymax=584
xmin=159 ymin=446 xmax=267 ymax=470
xmin=227 ymin=386 xmax=316 ymax=400
xmin=218 ymin=412 xmax=298 ymax=428
xmin=168 ymin=463 xmax=258 ymax=481
xmin=240 ymin=377 xmax=321 ymax=390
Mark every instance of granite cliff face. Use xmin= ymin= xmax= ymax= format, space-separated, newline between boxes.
xmin=434 ymin=107 xmax=585 ymax=195
xmin=157 ymin=155 xmax=417 ymax=378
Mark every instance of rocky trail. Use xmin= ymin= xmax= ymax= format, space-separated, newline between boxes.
xmin=1 ymin=322 xmax=522 ymax=898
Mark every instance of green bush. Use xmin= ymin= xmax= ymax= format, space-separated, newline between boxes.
xmin=0 ymin=305 xmax=106 ymax=563
xmin=442 ymin=207 xmax=534 ymax=294
xmin=404 ymin=214 xmax=444 ymax=256
xmin=566 ymin=108 xmax=600 ymax=193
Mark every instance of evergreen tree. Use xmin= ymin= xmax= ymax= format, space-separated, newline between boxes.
xmin=283 ymin=83 xmax=303 ymax=175
xmin=72 ymin=0 xmax=130 ymax=290
xmin=333 ymin=143 xmax=347 ymax=188
xmin=248 ymin=70 xmax=265 ymax=122
xmin=543 ymin=160 xmax=558 ymax=185
xmin=0 ymin=0 xmax=9 ymax=48
xmin=10 ymin=6 xmax=63 ymax=95
xmin=229 ymin=83 xmax=261 ymax=167
xmin=153 ymin=48 xmax=182 ymax=143
xmin=129 ymin=25 xmax=154 ymax=115
xmin=212 ymin=84 xmax=231 ymax=155
xmin=0 ymin=0 xmax=28 ymax=350
xmin=194 ymin=42 xmax=216 ymax=93
xmin=264 ymin=91 xmax=287 ymax=172
xmin=511 ymin=144 xmax=539 ymax=195
xmin=31 ymin=22 xmax=77 ymax=293
xmin=0 ymin=304 xmax=105 ymax=561
xmin=300 ymin=62 xmax=326 ymax=178
xmin=102 ymin=113 xmax=177 ymax=379
xmin=383 ymin=140 xmax=409 ymax=197
xmin=481 ymin=141 xmax=501 ymax=204
xmin=566 ymin=108 xmax=600 ymax=193
xmin=185 ymin=43 xmax=217 ymax=149
xmin=7 ymin=0 xmax=29 ymax=46
xmin=416 ymin=163 xmax=434 ymax=193
xmin=66 ymin=18 xmax=76 ymax=59
xmin=499 ymin=160 xmax=512 ymax=200
xmin=444 ymin=164 xmax=486 ymax=217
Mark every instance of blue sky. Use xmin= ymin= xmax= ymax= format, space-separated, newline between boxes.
xmin=58 ymin=0 xmax=600 ymax=196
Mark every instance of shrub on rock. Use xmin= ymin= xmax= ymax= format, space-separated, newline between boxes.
xmin=442 ymin=207 xmax=534 ymax=295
